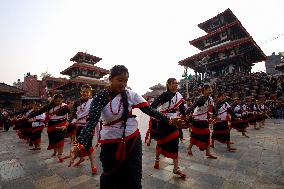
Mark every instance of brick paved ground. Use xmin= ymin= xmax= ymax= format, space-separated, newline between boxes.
xmin=0 ymin=116 xmax=284 ymax=189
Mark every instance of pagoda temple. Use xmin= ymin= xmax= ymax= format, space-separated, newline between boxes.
xmin=57 ymin=52 xmax=109 ymax=100
xmin=179 ymin=8 xmax=266 ymax=78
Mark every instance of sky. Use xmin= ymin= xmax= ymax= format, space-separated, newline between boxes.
xmin=0 ymin=0 xmax=283 ymax=94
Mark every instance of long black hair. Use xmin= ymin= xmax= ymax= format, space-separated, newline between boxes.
xmin=109 ymin=65 xmax=129 ymax=129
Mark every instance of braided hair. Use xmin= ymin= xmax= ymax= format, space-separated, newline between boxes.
xmin=109 ymin=65 xmax=129 ymax=129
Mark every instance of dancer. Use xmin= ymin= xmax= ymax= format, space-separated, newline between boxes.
xmin=231 ymin=97 xmax=249 ymax=137
xmin=27 ymin=94 xmax=70 ymax=162
xmin=211 ymin=92 xmax=237 ymax=151
xmin=186 ymin=83 xmax=217 ymax=159
xmin=67 ymin=84 xmax=97 ymax=174
xmin=259 ymin=100 xmax=267 ymax=127
xmin=247 ymin=98 xmax=258 ymax=129
xmin=150 ymin=78 xmax=186 ymax=178
xmin=29 ymin=104 xmax=46 ymax=150
xmin=19 ymin=103 xmax=34 ymax=144
xmin=69 ymin=65 xmax=184 ymax=189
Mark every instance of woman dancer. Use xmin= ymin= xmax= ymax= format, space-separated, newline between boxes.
xmin=67 ymin=84 xmax=97 ymax=174
xmin=231 ymin=97 xmax=249 ymax=137
xmin=187 ymin=84 xmax=217 ymax=159
xmin=150 ymin=78 xmax=186 ymax=178
xmin=29 ymin=104 xmax=46 ymax=150
xmin=211 ymin=92 xmax=237 ymax=151
xmin=27 ymin=94 xmax=70 ymax=162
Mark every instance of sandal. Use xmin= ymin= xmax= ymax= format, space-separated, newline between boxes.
xmin=58 ymin=157 xmax=65 ymax=163
xmin=173 ymin=169 xmax=186 ymax=179
xmin=91 ymin=166 xmax=97 ymax=174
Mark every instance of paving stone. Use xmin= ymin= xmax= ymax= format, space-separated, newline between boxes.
xmin=0 ymin=119 xmax=284 ymax=188
xmin=169 ymin=176 xmax=197 ymax=188
xmin=33 ymin=174 xmax=68 ymax=189
xmin=7 ymin=176 xmax=35 ymax=189
xmin=189 ymin=162 xmax=210 ymax=173
xmin=142 ymin=175 xmax=182 ymax=189
xmin=222 ymin=180 xmax=255 ymax=189
xmin=70 ymin=178 xmax=100 ymax=189
xmin=68 ymin=174 xmax=92 ymax=188
xmin=196 ymin=173 xmax=224 ymax=189
xmin=151 ymin=169 xmax=173 ymax=182
xmin=0 ymin=159 xmax=25 ymax=181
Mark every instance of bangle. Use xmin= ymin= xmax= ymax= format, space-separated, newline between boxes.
xmin=76 ymin=143 xmax=85 ymax=152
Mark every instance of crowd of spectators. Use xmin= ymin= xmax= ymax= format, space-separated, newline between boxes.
xmin=179 ymin=72 xmax=284 ymax=118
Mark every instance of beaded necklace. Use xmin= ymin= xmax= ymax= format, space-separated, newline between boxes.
xmin=109 ymin=95 xmax=123 ymax=115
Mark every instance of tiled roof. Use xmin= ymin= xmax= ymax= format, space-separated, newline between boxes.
xmin=60 ymin=63 xmax=109 ymax=76
xmin=0 ymin=83 xmax=25 ymax=94
xmin=70 ymin=52 xmax=102 ymax=63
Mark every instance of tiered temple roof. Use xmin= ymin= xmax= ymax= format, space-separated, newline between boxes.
xmin=179 ymin=8 xmax=266 ymax=77
xmin=56 ymin=52 xmax=109 ymax=99
xmin=190 ymin=20 xmax=250 ymax=51
xmin=70 ymin=52 xmax=102 ymax=64
xmin=60 ymin=63 xmax=109 ymax=79
xmin=198 ymin=9 xmax=238 ymax=33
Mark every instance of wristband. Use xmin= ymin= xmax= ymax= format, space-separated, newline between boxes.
xmin=76 ymin=143 xmax=85 ymax=152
